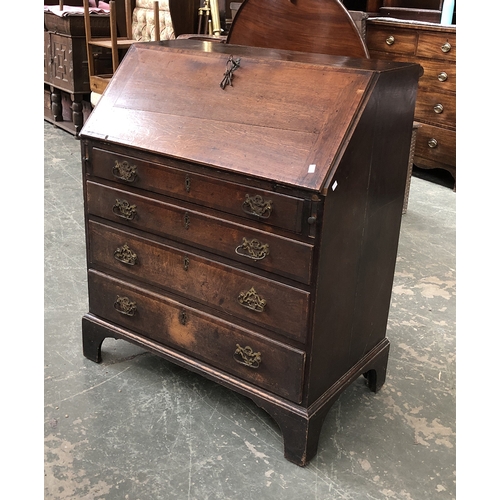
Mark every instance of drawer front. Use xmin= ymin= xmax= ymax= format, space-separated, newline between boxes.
xmin=88 ymin=270 xmax=306 ymax=403
xmin=86 ymin=181 xmax=314 ymax=285
xmin=90 ymin=147 xmax=305 ymax=234
xmin=366 ymin=27 xmax=417 ymax=55
xmin=416 ymin=32 xmax=456 ymax=62
xmin=417 ymin=58 xmax=456 ymax=93
xmin=88 ymin=220 xmax=310 ymax=342
xmin=414 ymin=91 xmax=455 ymax=128
xmin=414 ymin=123 xmax=456 ymax=167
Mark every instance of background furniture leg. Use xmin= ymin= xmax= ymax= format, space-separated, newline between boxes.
xmin=71 ymin=94 xmax=83 ymax=135
xmin=50 ymin=86 xmax=63 ymax=122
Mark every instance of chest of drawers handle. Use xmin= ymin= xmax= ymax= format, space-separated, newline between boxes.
xmin=428 ymin=138 xmax=438 ymax=148
xmin=441 ymin=42 xmax=452 ymax=53
xmin=112 ymin=160 xmax=137 ymax=183
xmin=237 ymin=287 xmax=267 ymax=313
xmin=235 ymin=237 xmax=270 ymax=261
xmin=242 ymin=194 xmax=273 ymax=219
xmin=433 ymin=103 xmax=444 ymax=114
xmin=385 ymin=35 xmax=395 ymax=46
xmin=112 ymin=199 xmax=137 ymax=220
xmin=114 ymin=243 xmax=138 ymax=265
xmin=438 ymin=72 xmax=448 ymax=82
xmin=114 ymin=295 xmax=137 ymax=316
xmin=233 ymin=344 xmax=261 ymax=369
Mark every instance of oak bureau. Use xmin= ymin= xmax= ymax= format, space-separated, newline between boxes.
xmin=80 ymin=39 xmax=421 ymax=466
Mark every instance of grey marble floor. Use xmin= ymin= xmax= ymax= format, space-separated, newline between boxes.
xmin=44 ymin=121 xmax=456 ymax=499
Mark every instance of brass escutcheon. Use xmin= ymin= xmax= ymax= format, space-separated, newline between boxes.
xmin=238 ymin=287 xmax=266 ymax=312
xmin=183 ymin=212 xmax=190 ymax=229
xmin=183 ymin=256 xmax=190 ymax=271
xmin=233 ymin=344 xmax=261 ymax=369
xmin=114 ymin=243 xmax=138 ymax=265
xmin=185 ymin=174 xmax=191 ymax=193
xmin=114 ymin=296 xmax=137 ymax=316
xmin=235 ymin=237 xmax=270 ymax=261
xmin=112 ymin=160 xmax=137 ymax=182
xmin=242 ymin=194 xmax=273 ymax=219
xmin=112 ymin=199 xmax=137 ymax=220
xmin=179 ymin=309 xmax=188 ymax=325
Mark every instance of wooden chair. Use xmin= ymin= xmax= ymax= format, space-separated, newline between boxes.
xmin=83 ymin=0 xmax=160 ymax=95
xmin=226 ymin=0 xmax=370 ymax=59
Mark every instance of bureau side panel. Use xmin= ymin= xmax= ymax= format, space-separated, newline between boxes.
xmin=304 ymin=113 xmax=373 ymax=404
xmin=305 ymin=68 xmax=419 ymax=404
xmin=348 ymin=69 xmax=419 ymax=366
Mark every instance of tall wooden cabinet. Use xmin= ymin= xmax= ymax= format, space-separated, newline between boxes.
xmin=79 ymin=40 xmax=421 ymax=466
xmin=366 ymin=18 xmax=456 ymax=183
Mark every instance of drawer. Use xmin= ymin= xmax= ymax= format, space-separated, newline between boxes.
xmin=88 ymin=220 xmax=310 ymax=342
xmin=90 ymin=147 xmax=305 ymax=234
xmin=416 ymin=32 xmax=456 ymax=62
xmin=414 ymin=123 xmax=456 ymax=167
xmin=86 ymin=181 xmax=314 ymax=285
xmin=366 ymin=26 xmax=417 ymax=56
xmin=88 ymin=269 xmax=306 ymax=403
xmin=414 ymin=91 xmax=455 ymax=128
xmin=416 ymin=59 xmax=456 ymax=93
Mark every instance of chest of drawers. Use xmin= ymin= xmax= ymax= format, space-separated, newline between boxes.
xmin=366 ymin=18 xmax=456 ymax=183
xmin=80 ymin=40 xmax=421 ymax=466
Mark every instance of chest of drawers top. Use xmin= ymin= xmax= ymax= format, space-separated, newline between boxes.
xmin=366 ymin=18 xmax=456 ymax=59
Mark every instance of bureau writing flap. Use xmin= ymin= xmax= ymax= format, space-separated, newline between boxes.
xmin=81 ymin=39 xmax=420 ymax=193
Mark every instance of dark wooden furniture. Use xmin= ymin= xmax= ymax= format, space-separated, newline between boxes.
xmin=364 ymin=0 xmax=454 ymax=23
xmin=44 ymin=9 xmax=111 ymax=135
xmin=79 ymin=39 xmax=421 ymax=466
xmin=366 ymin=18 xmax=456 ymax=183
xmin=227 ymin=0 xmax=369 ymax=58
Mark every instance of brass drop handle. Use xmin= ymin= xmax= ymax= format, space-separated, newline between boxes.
xmin=433 ymin=104 xmax=444 ymax=114
xmin=233 ymin=344 xmax=261 ymax=369
xmin=235 ymin=237 xmax=270 ymax=261
xmin=385 ymin=35 xmax=395 ymax=46
xmin=428 ymin=138 xmax=438 ymax=148
xmin=242 ymin=194 xmax=273 ymax=219
xmin=114 ymin=243 xmax=138 ymax=265
xmin=112 ymin=199 xmax=137 ymax=220
xmin=438 ymin=71 xmax=448 ymax=82
xmin=113 ymin=296 xmax=137 ymax=316
xmin=112 ymin=160 xmax=137 ymax=183
xmin=441 ymin=42 xmax=452 ymax=53
xmin=238 ymin=287 xmax=266 ymax=313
